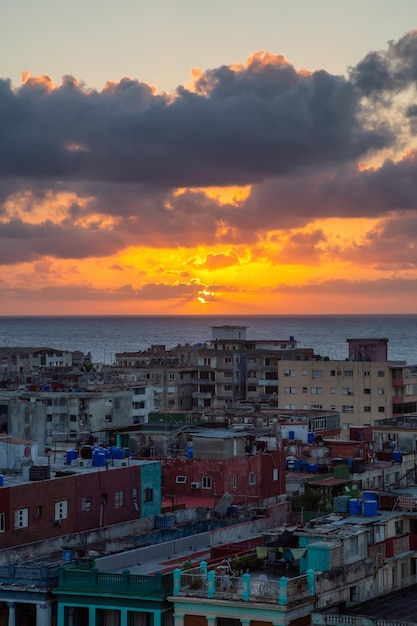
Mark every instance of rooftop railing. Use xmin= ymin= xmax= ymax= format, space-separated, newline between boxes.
xmin=173 ymin=561 xmax=315 ymax=605
xmin=56 ymin=567 xmax=173 ymax=598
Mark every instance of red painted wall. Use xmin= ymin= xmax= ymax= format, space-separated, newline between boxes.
xmin=162 ymin=451 xmax=285 ymax=503
xmin=0 ymin=465 xmax=143 ymax=549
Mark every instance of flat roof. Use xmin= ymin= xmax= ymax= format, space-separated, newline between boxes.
xmin=344 ymin=584 xmax=417 ymax=622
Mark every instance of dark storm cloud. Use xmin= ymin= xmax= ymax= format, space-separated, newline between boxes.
xmin=0 ymin=55 xmax=390 ymax=188
xmin=0 ymin=217 xmax=125 ymax=264
xmin=2 ymin=32 xmax=417 ymax=264
xmin=350 ymin=31 xmax=417 ymax=96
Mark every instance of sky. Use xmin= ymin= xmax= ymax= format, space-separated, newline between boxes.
xmin=1 ymin=0 xmax=417 ymax=315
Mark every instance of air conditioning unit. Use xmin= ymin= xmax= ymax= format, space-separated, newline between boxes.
xmin=191 ymin=482 xmax=201 ymax=490
xmin=113 ymin=459 xmax=128 ymax=467
xmin=78 ymin=459 xmax=92 ymax=468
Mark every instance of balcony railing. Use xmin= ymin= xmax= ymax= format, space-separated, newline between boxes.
xmin=57 ymin=567 xmax=173 ymax=598
xmin=174 ymin=562 xmax=315 ymax=605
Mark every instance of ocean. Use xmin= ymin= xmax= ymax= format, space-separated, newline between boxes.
xmin=0 ymin=315 xmax=416 ymax=366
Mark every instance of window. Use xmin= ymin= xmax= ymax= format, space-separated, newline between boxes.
xmin=350 ymin=535 xmax=358 ymax=552
xmin=311 ymin=404 xmax=323 ymax=410
xmin=69 ymin=414 xmax=77 ymax=422
xmin=284 ymin=369 xmax=295 ymax=377
xmin=312 ymin=370 xmax=322 ymax=378
xmin=284 ymin=387 xmax=296 ymax=394
xmin=344 ymin=370 xmax=353 ymax=378
xmin=302 ymin=370 xmax=308 ymax=376
xmin=364 ymin=406 xmax=371 ymax=412
xmin=225 ymin=357 xmax=232 ymax=364
xmin=395 ymin=520 xmax=404 ymax=535
xmin=330 ymin=387 xmax=336 ymax=394
xmin=202 ymin=476 xmax=212 ymax=489
xmin=342 ymin=388 xmax=354 ymax=395
xmin=330 ymin=370 xmax=336 ymax=377
xmin=377 ymin=371 xmax=385 ymax=377
xmin=81 ymin=497 xmax=92 ymax=513
xmin=168 ymin=373 xmax=175 ymax=380
xmin=302 ymin=387 xmax=308 ymax=393
xmin=378 ymin=406 xmax=385 ymax=413
xmin=247 ymin=370 xmax=257 ymax=378
xmin=378 ymin=388 xmax=385 ymax=395
xmin=364 ymin=388 xmax=371 ymax=394
xmin=311 ymin=387 xmax=322 ymax=394
xmin=132 ymin=488 xmax=138 ymax=505
xmin=273 ymin=468 xmax=278 ymax=481
xmin=144 ymin=488 xmax=153 ymax=502
xmin=115 ymin=490 xmax=125 ymax=508
xmin=0 ymin=513 xmax=4 ymax=532
xmin=34 ymin=505 xmax=43 ymax=518
xmin=176 ymin=475 xmax=187 ymax=484
xmin=330 ymin=405 xmax=336 ymax=410
xmin=247 ymin=385 xmax=257 ymax=392
xmin=342 ymin=406 xmax=354 ymax=413
xmin=363 ymin=371 xmax=370 ymax=376
xmin=14 ymin=508 xmax=28 ymax=529
xmin=231 ymin=475 xmax=237 ymax=489
xmin=224 ymin=384 xmax=233 ymax=391
xmin=284 ymin=404 xmax=296 ymax=410
xmin=55 ymin=500 xmax=68 ymax=521
xmin=203 ymin=358 xmax=211 ymax=366
xmin=249 ymin=471 xmax=257 ymax=485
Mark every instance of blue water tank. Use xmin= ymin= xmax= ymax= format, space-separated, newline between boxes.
xmin=186 ymin=447 xmax=193 ymax=458
xmin=62 ymin=549 xmax=73 ymax=562
xmin=307 ymin=432 xmax=314 ymax=444
xmin=349 ymin=499 xmax=362 ymax=515
xmin=294 ymin=459 xmax=302 ymax=471
xmin=393 ymin=450 xmax=403 ymax=463
xmin=288 ymin=430 xmax=295 ymax=441
xmin=66 ymin=449 xmax=78 ymax=465
xmin=93 ymin=452 xmax=106 ymax=467
xmin=308 ymin=463 xmax=318 ymax=473
xmin=112 ymin=446 xmax=123 ymax=459
xmin=0 ymin=473 xmax=4 ymax=487
xmin=363 ymin=499 xmax=378 ymax=516
xmin=363 ymin=491 xmax=378 ymax=502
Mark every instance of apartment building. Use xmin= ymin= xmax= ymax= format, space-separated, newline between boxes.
xmin=0 ymin=347 xmax=74 ymax=376
xmin=193 ymin=325 xmax=314 ymax=410
xmin=0 ymin=387 xmax=149 ymax=454
xmin=162 ymin=428 xmax=286 ymax=504
xmin=277 ymin=338 xmax=417 ymax=433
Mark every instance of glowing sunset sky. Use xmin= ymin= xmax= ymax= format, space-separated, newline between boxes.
xmin=1 ymin=0 xmax=417 ymax=314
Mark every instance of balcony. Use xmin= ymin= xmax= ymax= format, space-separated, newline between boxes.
xmin=57 ymin=565 xmax=173 ymax=599
xmin=258 ymin=379 xmax=279 ymax=386
xmin=174 ymin=561 xmax=315 ymax=606
xmin=0 ymin=562 xmax=62 ymax=589
xmin=192 ymin=392 xmax=213 ymax=399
